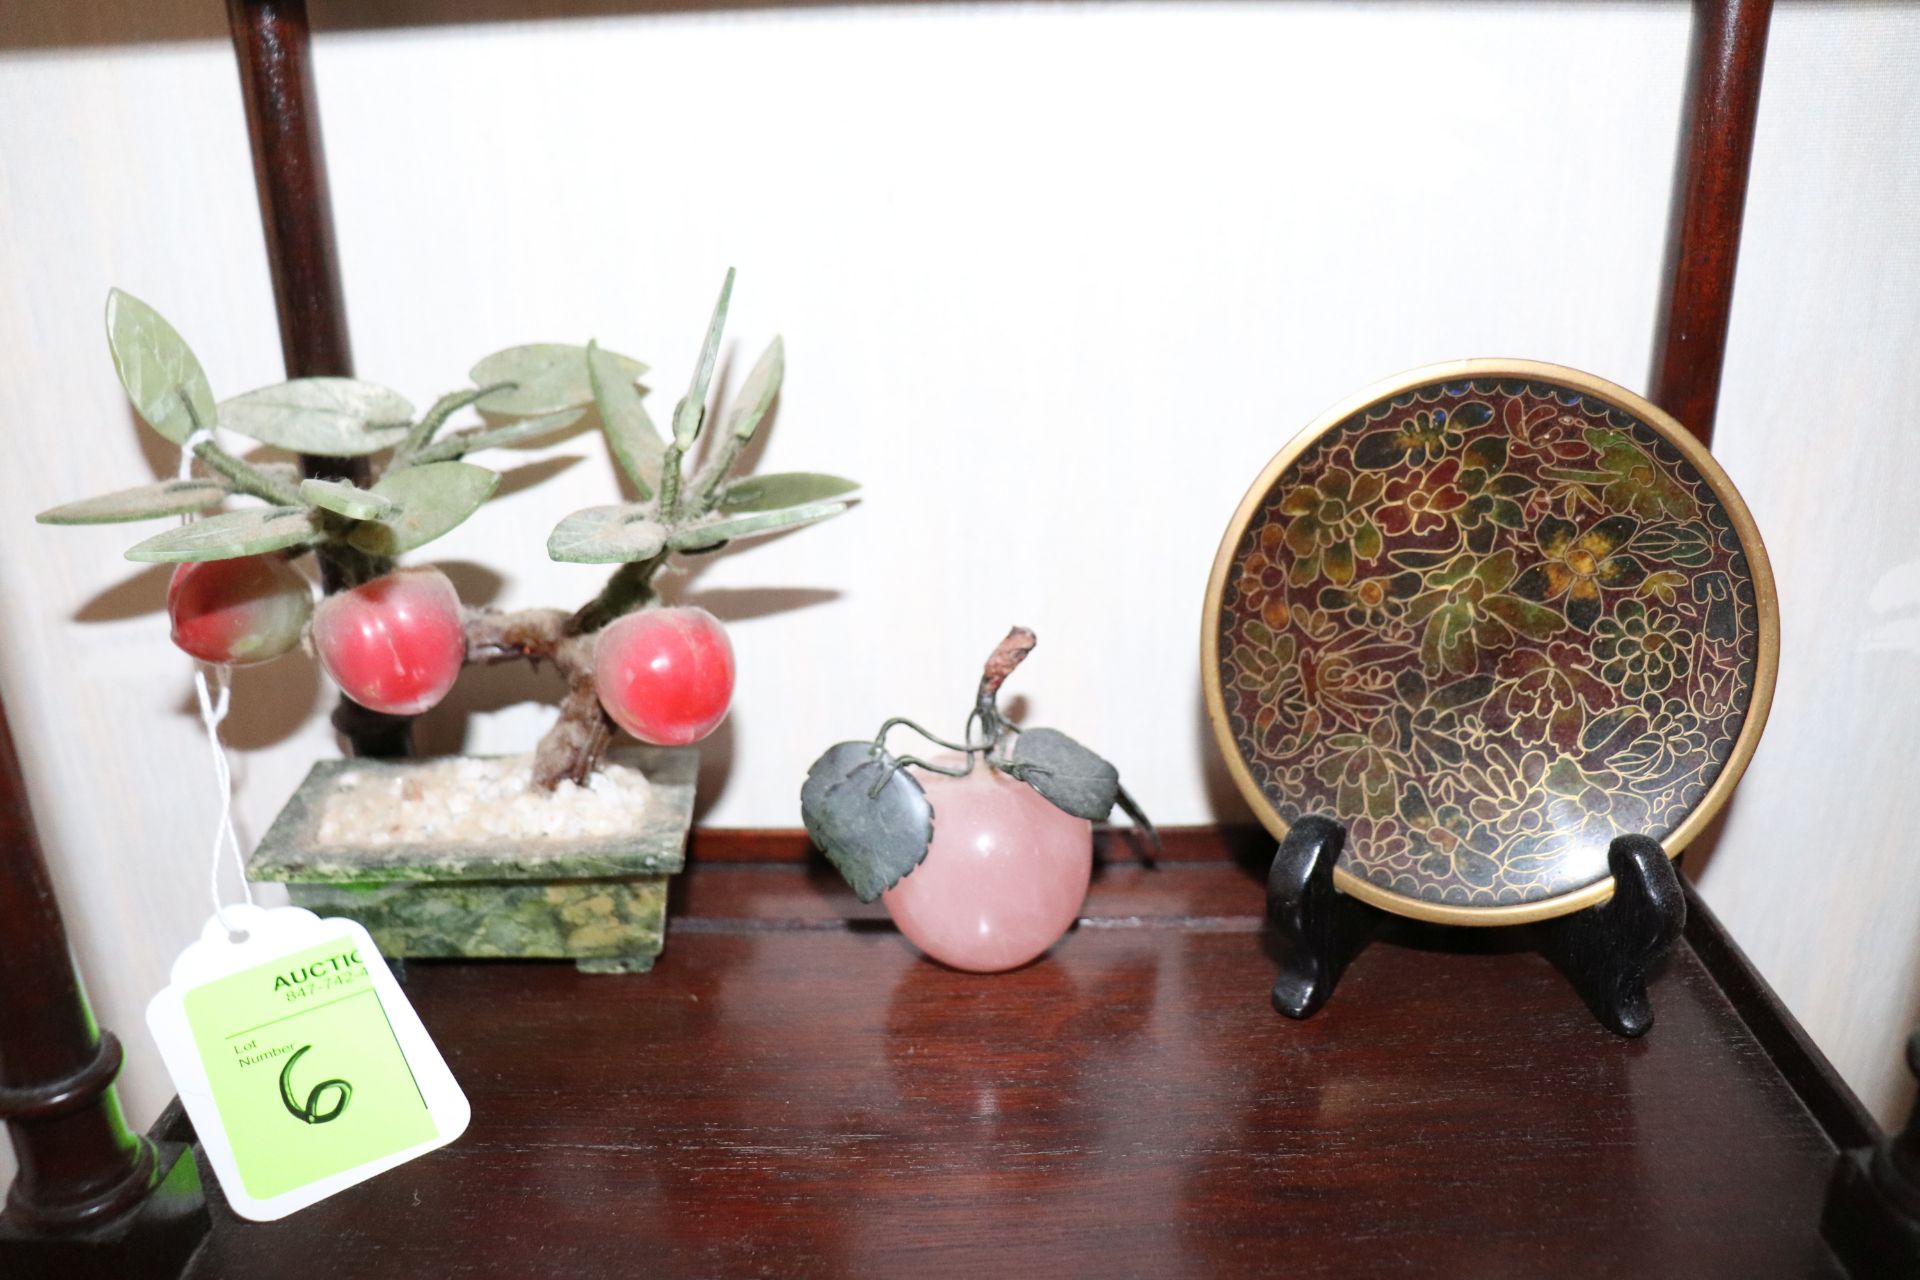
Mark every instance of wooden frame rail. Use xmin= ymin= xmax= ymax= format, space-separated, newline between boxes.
xmin=1650 ymin=0 xmax=1774 ymax=446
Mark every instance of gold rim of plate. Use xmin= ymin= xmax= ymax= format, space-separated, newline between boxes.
xmin=1201 ymin=359 xmax=1779 ymax=926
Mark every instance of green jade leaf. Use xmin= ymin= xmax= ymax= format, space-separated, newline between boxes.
xmin=411 ymin=407 xmax=586 ymax=465
xmin=37 ymin=479 xmax=226 ymax=525
xmin=673 ymin=269 xmax=734 ymax=448
xmin=471 ymin=344 xmax=646 ymax=417
xmin=105 ymin=289 xmax=217 ymax=445
xmin=588 ymin=341 xmax=665 ymax=497
xmin=299 ymin=477 xmax=394 ymax=521
xmin=125 ymin=506 xmax=321 ymax=563
xmin=218 ymin=378 xmax=413 ymax=455
xmin=690 ymin=336 xmax=789 ymax=503
xmin=348 ymin=461 xmax=500 ymax=556
xmin=1004 ymin=727 xmax=1122 ymax=821
xmin=723 ymin=336 xmax=783 ymax=442
xmin=547 ymin=505 xmax=667 ymax=564
xmin=670 ymin=499 xmax=850 ymax=552
xmin=801 ymin=742 xmax=934 ymax=902
xmin=718 ymin=472 xmax=859 ymax=514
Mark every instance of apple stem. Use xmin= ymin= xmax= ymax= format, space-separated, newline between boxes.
xmin=875 ymin=717 xmax=980 ymax=756
xmin=873 ymin=754 xmax=971 ymax=795
xmin=974 ymin=626 xmax=1036 ymax=749
xmin=872 ymin=716 xmax=992 ymax=781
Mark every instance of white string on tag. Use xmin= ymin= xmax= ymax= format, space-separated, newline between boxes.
xmin=178 ymin=429 xmax=255 ymax=940
xmin=178 ymin=426 xmax=213 ymax=482
xmin=195 ymin=662 xmax=255 ymax=937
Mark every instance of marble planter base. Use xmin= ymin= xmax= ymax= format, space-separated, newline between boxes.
xmin=250 ymin=747 xmax=695 ymax=974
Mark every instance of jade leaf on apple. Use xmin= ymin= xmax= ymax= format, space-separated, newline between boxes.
xmin=1003 ymin=728 xmax=1122 ymax=821
xmin=801 ymin=742 xmax=935 ymax=903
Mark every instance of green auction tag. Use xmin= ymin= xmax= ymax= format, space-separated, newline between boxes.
xmin=184 ymin=938 xmax=435 ymax=1199
xmin=149 ymin=906 xmax=469 ymax=1221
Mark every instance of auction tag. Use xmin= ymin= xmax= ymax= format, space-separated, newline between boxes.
xmin=147 ymin=904 xmax=469 ymax=1221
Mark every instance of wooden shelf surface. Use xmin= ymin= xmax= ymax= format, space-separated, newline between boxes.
xmin=174 ymin=830 xmax=1863 ymax=1278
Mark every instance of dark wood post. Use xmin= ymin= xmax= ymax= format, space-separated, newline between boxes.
xmin=228 ymin=0 xmax=412 ymax=758
xmin=0 ymin=704 xmax=209 ymax=1275
xmin=1642 ymin=0 xmax=1772 ymax=897
xmin=1649 ymin=0 xmax=1774 ymax=447
xmin=226 ymin=0 xmax=353 ymax=396
xmin=1641 ymin=9 xmax=1918 ymax=1268
xmin=1824 ymin=1033 xmax=1920 ymax=1275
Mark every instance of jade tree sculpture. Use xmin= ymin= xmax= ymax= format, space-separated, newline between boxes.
xmin=39 ymin=270 xmax=856 ymax=788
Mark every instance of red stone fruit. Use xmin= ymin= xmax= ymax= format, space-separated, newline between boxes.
xmin=310 ymin=567 xmax=466 ymax=716
xmin=882 ymin=760 xmax=1093 ymax=972
xmin=166 ymin=555 xmax=313 ymax=667
xmin=593 ymin=606 xmax=735 ymax=746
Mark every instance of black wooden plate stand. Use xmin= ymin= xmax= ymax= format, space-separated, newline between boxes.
xmin=1268 ymin=816 xmax=1685 ymax=1037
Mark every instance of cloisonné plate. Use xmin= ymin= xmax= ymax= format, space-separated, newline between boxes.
xmin=1204 ymin=361 xmax=1777 ymax=925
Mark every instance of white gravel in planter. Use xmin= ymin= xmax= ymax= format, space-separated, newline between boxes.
xmin=315 ymin=754 xmax=653 ymax=849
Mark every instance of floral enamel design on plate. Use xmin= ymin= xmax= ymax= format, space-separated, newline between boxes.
xmin=1208 ymin=363 xmax=1775 ymax=922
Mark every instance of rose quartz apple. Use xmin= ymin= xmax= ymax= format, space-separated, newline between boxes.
xmin=166 ymin=554 xmax=312 ymax=667
xmin=593 ymin=606 xmax=735 ymax=746
xmin=883 ymin=760 xmax=1093 ymax=973
xmin=311 ymin=566 xmax=466 ymax=715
